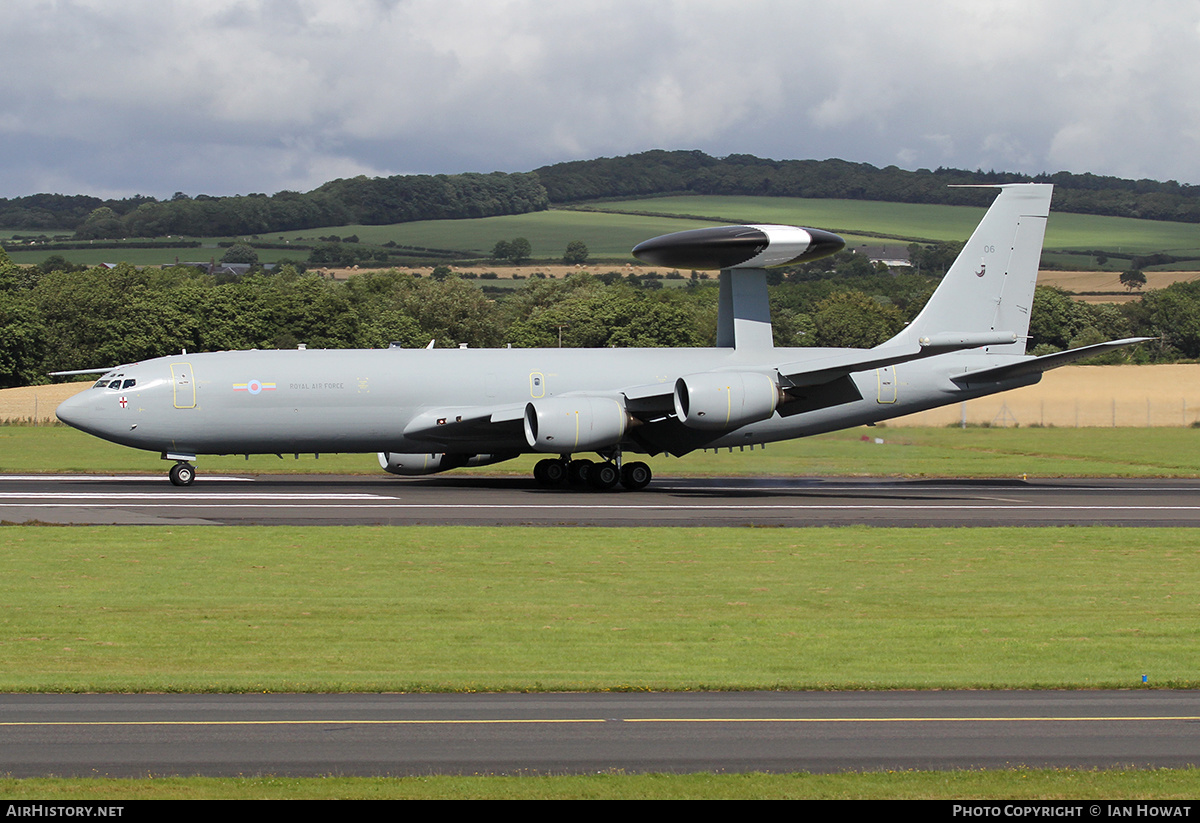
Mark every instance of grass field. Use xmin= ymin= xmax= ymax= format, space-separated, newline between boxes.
xmin=582 ymin=196 xmax=989 ymax=244
xmin=4 ymin=769 xmax=1200 ymax=800
xmin=1 ymin=525 xmax=1196 ymax=692
xmin=582 ymin=196 xmax=1200 ymax=259
xmin=2 ymin=211 xmax=715 ymax=266
xmin=3 ymin=422 xmax=1200 ymax=478
xmin=278 ymin=209 xmax=717 ymax=259
xmin=1 ymin=239 xmax=230 ymax=267
xmin=5 ymin=195 xmax=1199 ymax=268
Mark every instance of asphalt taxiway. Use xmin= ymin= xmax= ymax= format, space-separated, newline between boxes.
xmin=3 ymin=474 xmax=1200 ymax=526
xmin=4 ymin=691 xmax=1200 ymax=777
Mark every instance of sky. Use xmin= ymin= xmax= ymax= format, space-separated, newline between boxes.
xmin=2 ymin=0 xmax=1198 ymax=200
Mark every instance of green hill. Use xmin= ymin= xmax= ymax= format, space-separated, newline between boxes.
xmin=8 ymin=195 xmax=1197 ymax=271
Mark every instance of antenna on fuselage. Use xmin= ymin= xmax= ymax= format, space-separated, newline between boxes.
xmin=716 ymin=269 xmax=773 ymax=350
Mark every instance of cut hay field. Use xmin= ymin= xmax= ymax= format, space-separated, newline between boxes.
xmin=892 ymin=363 xmax=1200 ymax=428
xmin=0 ymin=382 xmax=84 ymax=423
xmin=1035 ymin=269 xmax=1200 ymax=301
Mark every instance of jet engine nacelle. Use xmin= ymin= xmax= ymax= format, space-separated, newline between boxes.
xmin=673 ymin=372 xmax=782 ymax=430
xmin=524 ymin=396 xmax=630 ymax=453
xmin=377 ymin=451 xmax=517 ymax=476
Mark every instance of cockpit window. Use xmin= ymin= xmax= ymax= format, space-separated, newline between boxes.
xmin=92 ymin=374 xmax=136 ymax=389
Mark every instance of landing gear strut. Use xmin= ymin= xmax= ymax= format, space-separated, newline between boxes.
xmin=168 ymin=462 xmax=196 ymax=487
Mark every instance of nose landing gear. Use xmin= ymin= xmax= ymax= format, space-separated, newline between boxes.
xmin=168 ymin=461 xmax=196 ymax=486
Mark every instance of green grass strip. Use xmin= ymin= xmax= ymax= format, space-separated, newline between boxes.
xmin=1 ymin=526 xmax=1196 ymax=692
xmin=3 ymin=769 xmax=1200 ymax=799
xmin=6 ymin=425 xmax=1200 ymax=477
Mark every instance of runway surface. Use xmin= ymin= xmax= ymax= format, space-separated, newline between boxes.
xmin=3 ymin=473 xmax=1200 ymax=526
xmin=4 ymin=691 xmax=1200 ymax=777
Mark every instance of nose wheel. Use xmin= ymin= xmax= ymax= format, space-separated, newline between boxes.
xmin=168 ymin=462 xmax=196 ymax=486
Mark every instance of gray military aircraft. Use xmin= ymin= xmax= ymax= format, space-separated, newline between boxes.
xmin=55 ymin=183 xmax=1147 ymax=488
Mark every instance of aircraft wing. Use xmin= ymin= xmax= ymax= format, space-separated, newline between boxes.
xmin=620 ymin=382 xmax=677 ymax=417
xmin=402 ymin=403 xmax=528 ymax=448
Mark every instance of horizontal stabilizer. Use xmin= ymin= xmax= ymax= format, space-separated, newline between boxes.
xmin=779 ymin=332 xmax=1020 ymax=389
xmin=952 ymin=337 xmax=1153 ymax=386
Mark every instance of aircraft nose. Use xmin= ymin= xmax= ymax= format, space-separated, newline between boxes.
xmin=55 ymin=387 xmax=116 ymax=440
xmin=55 ymin=389 xmax=90 ymax=429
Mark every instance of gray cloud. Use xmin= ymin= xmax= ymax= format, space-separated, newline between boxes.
xmin=1 ymin=0 xmax=1197 ymax=198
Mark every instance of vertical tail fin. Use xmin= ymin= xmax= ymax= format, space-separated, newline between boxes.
xmin=889 ymin=183 xmax=1052 ymax=356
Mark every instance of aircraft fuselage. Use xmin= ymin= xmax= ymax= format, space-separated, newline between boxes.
xmin=57 ymin=344 xmax=1035 ymax=458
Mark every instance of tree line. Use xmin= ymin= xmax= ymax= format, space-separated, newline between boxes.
xmin=1 ymin=245 xmax=1188 ymax=390
xmin=535 ymin=150 xmax=1200 ymax=222
xmin=1 ymin=172 xmax=549 ymax=238
xmin=2 ymin=151 xmax=1199 ymax=239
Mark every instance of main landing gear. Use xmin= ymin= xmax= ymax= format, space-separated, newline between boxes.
xmin=168 ymin=462 xmax=196 ymax=486
xmin=533 ymin=455 xmax=652 ymax=491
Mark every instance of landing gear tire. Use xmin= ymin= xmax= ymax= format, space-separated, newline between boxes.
xmin=588 ymin=462 xmax=620 ymax=490
xmin=620 ymin=461 xmax=652 ymax=491
xmin=567 ymin=459 xmax=593 ymax=487
xmin=534 ymin=458 xmax=568 ymax=487
xmin=169 ymin=463 xmax=196 ymax=487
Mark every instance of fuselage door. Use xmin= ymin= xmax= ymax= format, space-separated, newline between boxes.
xmin=171 ymin=362 xmax=196 ymax=409
xmin=876 ymin=366 xmax=897 ymax=404
xmin=530 ymin=372 xmax=545 ymax=399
